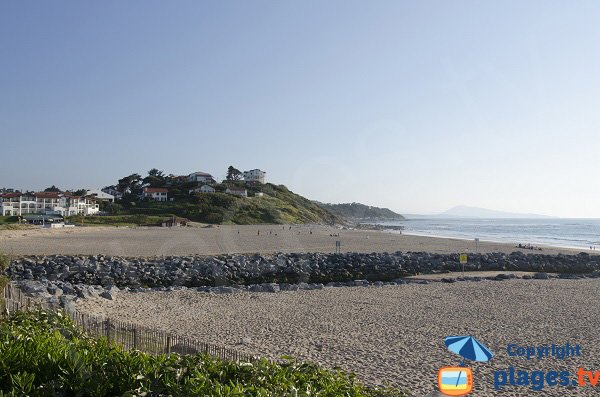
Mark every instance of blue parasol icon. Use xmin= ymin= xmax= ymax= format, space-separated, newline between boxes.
xmin=444 ymin=335 xmax=494 ymax=364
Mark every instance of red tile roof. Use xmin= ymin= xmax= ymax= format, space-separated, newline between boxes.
xmin=34 ymin=192 xmax=61 ymax=199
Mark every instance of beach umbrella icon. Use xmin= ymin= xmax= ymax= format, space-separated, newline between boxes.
xmin=444 ymin=336 xmax=493 ymax=363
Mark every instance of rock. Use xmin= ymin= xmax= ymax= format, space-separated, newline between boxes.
xmin=100 ymin=290 xmax=116 ymax=300
xmin=239 ymin=337 xmax=252 ymax=345
xmin=534 ymin=272 xmax=550 ymax=280
xmin=47 ymin=286 xmax=63 ymax=297
xmin=210 ymin=286 xmax=236 ymax=294
xmin=75 ymin=285 xmax=99 ymax=299
xmin=59 ymin=295 xmax=77 ymax=313
xmin=262 ymin=283 xmax=280 ymax=293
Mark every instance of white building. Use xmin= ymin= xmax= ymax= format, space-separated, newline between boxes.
xmin=87 ymin=189 xmax=115 ymax=202
xmin=0 ymin=192 xmax=99 ymax=216
xmin=101 ymin=186 xmax=123 ymax=200
xmin=225 ymin=186 xmax=247 ymax=197
xmin=188 ymin=171 xmax=215 ymax=184
xmin=189 ymin=185 xmax=215 ymax=194
xmin=243 ymin=169 xmax=266 ymax=184
xmin=142 ymin=187 xmax=168 ymax=201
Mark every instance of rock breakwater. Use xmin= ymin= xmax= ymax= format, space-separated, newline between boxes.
xmin=4 ymin=251 xmax=599 ymax=307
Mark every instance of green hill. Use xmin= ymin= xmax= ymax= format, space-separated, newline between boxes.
xmin=316 ymin=202 xmax=404 ymax=220
xmin=104 ymin=184 xmax=343 ymax=225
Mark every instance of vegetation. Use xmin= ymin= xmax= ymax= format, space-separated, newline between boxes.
xmin=0 ymin=310 xmax=404 ymax=397
xmin=0 ymin=250 xmax=9 ymax=315
xmin=0 ymin=216 xmax=19 ymax=225
xmin=43 ymin=185 xmax=61 ymax=192
xmin=67 ymin=215 xmax=172 ymax=227
xmin=113 ymin=184 xmax=343 ymax=225
xmin=226 ymin=166 xmax=243 ymax=181
xmin=315 ymin=202 xmax=404 ymax=220
xmin=97 ymin=168 xmax=345 ymax=225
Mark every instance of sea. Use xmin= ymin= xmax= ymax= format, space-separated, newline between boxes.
xmin=373 ymin=218 xmax=600 ymax=251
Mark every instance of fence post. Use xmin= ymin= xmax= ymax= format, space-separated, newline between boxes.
xmin=105 ymin=318 xmax=111 ymax=342
xmin=133 ymin=328 xmax=138 ymax=350
xmin=166 ymin=335 xmax=171 ymax=355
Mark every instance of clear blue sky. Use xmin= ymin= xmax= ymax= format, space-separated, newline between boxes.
xmin=1 ymin=1 xmax=599 ymax=217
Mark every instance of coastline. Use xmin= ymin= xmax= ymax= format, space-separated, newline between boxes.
xmin=0 ymin=224 xmax=594 ymax=257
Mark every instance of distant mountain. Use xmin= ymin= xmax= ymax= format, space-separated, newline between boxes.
xmin=315 ymin=202 xmax=405 ymax=220
xmin=437 ymin=205 xmax=554 ymax=219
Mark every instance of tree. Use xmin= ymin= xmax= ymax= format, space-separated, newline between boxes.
xmin=117 ymin=174 xmax=142 ymax=195
xmin=143 ymin=169 xmax=166 ymax=187
xmin=226 ymin=166 xmax=242 ymax=181
xmin=73 ymin=189 xmax=87 ymax=196
xmin=147 ymin=168 xmax=164 ymax=178
xmin=44 ymin=185 xmax=61 ymax=192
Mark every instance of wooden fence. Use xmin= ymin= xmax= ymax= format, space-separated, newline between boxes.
xmin=2 ymin=283 xmax=255 ymax=363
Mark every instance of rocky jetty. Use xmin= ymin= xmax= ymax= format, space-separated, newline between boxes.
xmin=4 ymin=251 xmax=599 ymax=307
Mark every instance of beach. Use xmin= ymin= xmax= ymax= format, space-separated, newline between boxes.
xmin=0 ymin=224 xmax=590 ymax=257
xmin=77 ymin=277 xmax=600 ymax=396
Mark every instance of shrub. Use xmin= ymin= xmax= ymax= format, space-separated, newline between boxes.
xmin=0 ymin=310 xmax=405 ymax=397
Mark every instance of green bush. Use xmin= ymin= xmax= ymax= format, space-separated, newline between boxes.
xmin=0 ymin=311 xmax=405 ymax=397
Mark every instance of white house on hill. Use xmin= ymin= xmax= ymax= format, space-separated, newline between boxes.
xmin=101 ymin=186 xmax=123 ymax=200
xmin=86 ymin=189 xmax=115 ymax=202
xmin=142 ymin=187 xmax=168 ymax=201
xmin=225 ymin=186 xmax=247 ymax=197
xmin=189 ymin=185 xmax=215 ymax=194
xmin=243 ymin=169 xmax=266 ymax=184
xmin=188 ymin=171 xmax=215 ymax=184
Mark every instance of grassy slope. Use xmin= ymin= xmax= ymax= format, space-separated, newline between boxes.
xmin=0 ymin=310 xmax=404 ymax=397
xmin=316 ymin=203 xmax=405 ymax=220
xmin=119 ymin=184 xmax=343 ymax=225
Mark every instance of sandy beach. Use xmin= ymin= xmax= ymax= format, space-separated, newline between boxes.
xmin=0 ymin=224 xmax=589 ymax=257
xmin=77 ymin=278 xmax=600 ymax=396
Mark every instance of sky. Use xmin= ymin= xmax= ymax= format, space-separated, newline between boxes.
xmin=1 ymin=1 xmax=599 ymax=218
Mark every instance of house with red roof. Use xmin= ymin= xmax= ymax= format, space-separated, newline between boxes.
xmin=142 ymin=187 xmax=168 ymax=202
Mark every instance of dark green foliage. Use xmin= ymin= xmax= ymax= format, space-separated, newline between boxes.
xmin=316 ymin=203 xmax=404 ymax=220
xmin=0 ymin=216 xmax=19 ymax=225
xmin=67 ymin=215 xmax=168 ymax=227
xmin=0 ymin=311 xmax=405 ymax=397
xmin=226 ymin=166 xmax=243 ymax=181
xmin=43 ymin=185 xmax=60 ymax=192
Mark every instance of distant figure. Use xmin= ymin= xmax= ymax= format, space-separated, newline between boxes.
xmin=257 ymin=230 xmax=260 ymax=236
xmin=289 ymin=226 xmax=291 ymax=230
xmin=237 ymin=230 xmax=240 ymax=234
xmin=310 ymin=229 xmax=313 ymax=235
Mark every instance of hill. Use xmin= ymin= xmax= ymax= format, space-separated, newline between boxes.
xmin=438 ymin=205 xmax=554 ymax=219
xmin=316 ymin=202 xmax=405 ymax=220
xmin=109 ymin=183 xmax=343 ymax=225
